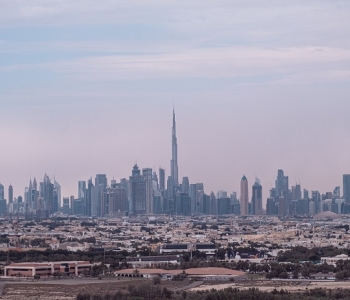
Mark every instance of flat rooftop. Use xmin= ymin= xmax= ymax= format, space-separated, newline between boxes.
xmin=115 ymin=267 xmax=245 ymax=276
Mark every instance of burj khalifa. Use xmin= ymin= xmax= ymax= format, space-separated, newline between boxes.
xmin=170 ymin=109 xmax=179 ymax=186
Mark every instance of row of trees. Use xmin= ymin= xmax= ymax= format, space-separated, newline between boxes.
xmin=76 ymin=286 xmax=350 ymax=300
xmin=278 ymin=245 xmax=347 ymax=263
xmin=266 ymin=260 xmax=350 ymax=280
xmin=0 ymin=249 xmax=129 ymax=271
xmin=77 ymin=283 xmax=173 ymax=300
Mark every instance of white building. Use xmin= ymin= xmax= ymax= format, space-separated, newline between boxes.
xmin=321 ymin=254 xmax=350 ymax=266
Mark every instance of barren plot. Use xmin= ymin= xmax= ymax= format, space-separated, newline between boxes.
xmin=2 ymin=281 xmax=136 ymax=300
xmin=1 ymin=279 xmax=190 ymax=300
xmin=190 ymin=280 xmax=350 ymax=293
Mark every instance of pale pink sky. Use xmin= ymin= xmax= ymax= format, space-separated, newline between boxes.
xmin=0 ymin=1 xmax=350 ymax=202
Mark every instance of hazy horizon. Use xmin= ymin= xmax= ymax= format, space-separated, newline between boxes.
xmin=1 ymin=1 xmax=350 ymax=202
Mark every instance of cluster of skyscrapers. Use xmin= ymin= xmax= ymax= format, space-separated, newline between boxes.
xmin=0 ymin=175 xmax=62 ymax=218
xmin=266 ymin=171 xmax=350 ymax=216
xmin=1 ymin=110 xmax=350 ymax=218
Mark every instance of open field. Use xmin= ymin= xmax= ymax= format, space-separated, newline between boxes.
xmin=189 ymin=280 xmax=350 ymax=293
xmin=1 ymin=279 xmax=189 ymax=300
xmin=4 ymin=278 xmax=350 ymax=299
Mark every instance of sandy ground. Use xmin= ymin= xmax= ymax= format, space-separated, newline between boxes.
xmin=0 ymin=278 xmax=189 ymax=300
xmin=3 ymin=278 xmax=350 ymax=299
xmin=189 ymin=280 xmax=350 ymax=293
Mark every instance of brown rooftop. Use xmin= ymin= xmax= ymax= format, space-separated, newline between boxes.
xmin=9 ymin=263 xmax=51 ymax=267
xmin=185 ymin=268 xmax=245 ymax=276
xmin=115 ymin=267 xmax=245 ymax=276
xmin=8 ymin=261 xmax=90 ymax=267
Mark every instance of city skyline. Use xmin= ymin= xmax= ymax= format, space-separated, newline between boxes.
xmin=1 ymin=108 xmax=350 ymax=217
xmin=1 ymin=106 xmax=350 ymax=204
xmin=2 ymin=166 xmax=350 ymax=218
xmin=1 ymin=1 xmax=350 ymax=200
xmin=2 ymin=2 xmax=350 ymax=297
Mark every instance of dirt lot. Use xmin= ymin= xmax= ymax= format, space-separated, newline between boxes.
xmin=5 ymin=278 xmax=350 ymax=299
xmin=189 ymin=280 xmax=350 ymax=293
xmin=1 ymin=278 xmax=189 ymax=300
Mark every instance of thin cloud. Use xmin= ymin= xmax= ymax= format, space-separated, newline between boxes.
xmin=42 ymin=46 xmax=350 ymax=83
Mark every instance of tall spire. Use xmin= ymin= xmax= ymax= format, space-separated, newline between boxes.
xmin=171 ymin=108 xmax=179 ymax=186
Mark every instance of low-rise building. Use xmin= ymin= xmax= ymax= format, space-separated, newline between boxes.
xmin=115 ymin=267 xmax=247 ymax=281
xmin=160 ymin=243 xmax=190 ymax=254
xmin=5 ymin=261 xmax=92 ymax=277
xmin=127 ymin=254 xmax=181 ymax=268
xmin=321 ymin=254 xmax=350 ymax=266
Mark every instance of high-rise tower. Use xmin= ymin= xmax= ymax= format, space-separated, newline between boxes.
xmin=240 ymin=175 xmax=249 ymax=216
xmin=8 ymin=184 xmax=13 ymax=214
xmin=343 ymin=174 xmax=350 ymax=203
xmin=130 ymin=164 xmax=146 ymax=214
xmin=54 ymin=178 xmax=61 ymax=209
xmin=159 ymin=168 xmax=165 ymax=193
xmin=0 ymin=183 xmax=6 ymax=216
xmin=86 ymin=178 xmax=94 ymax=216
xmin=143 ymin=168 xmax=153 ymax=214
xmin=171 ymin=109 xmax=179 ymax=186
xmin=40 ymin=174 xmax=55 ymax=215
xmin=95 ymin=174 xmax=107 ymax=217
xmin=8 ymin=184 xmax=13 ymax=204
xmin=78 ymin=181 xmax=86 ymax=214
xmin=275 ymin=169 xmax=289 ymax=198
xmin=252 ymin=178 xmax=262 ymax=215
xmin=0 ymin=183 xmax=4 ymax=200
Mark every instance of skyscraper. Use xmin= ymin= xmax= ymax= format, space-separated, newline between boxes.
xmin=152 ymin=172 xmax=158 ymax=187
xmin=165 ymin=109 xmax=180 ymax=215
xmin=62 ymin=197 xmax=70 ymax=214
xmin=95 ymin=174 xmax=107 ymax=217
xmin=210 ymin=192 xmax=217 ymax=215
xmin=266 ymin=197 xmax=277 ymax=215
xmin=189 ymin=184 xmax=197 ymax=213
xmin=159 ymin=168 xmax=165 ymax=193
xmin=78 ymin=181 xmax=86 ymax=199
xmin=240 ymin=175 xmax=249 ymax=216
xmin=130 ymin=164 xmax=146 ymax=214
xmin=217 ymin=197 xmax=231 ymax=215
xmin=7 ymin=184 xmax=13 ymax=213
xmin=78 ymin=181 xmax=86 ymax=215
xmin=0 ymin=183 xmax=4 ymax=200
xmin=291 ymin=184 xmax=301 ymax=200
xmin=95 ymin=175 xmax=107 ymax=191
xmin=334 ymin=186 xmax=341 ymax=198
xmin=26 ymin=177 xmax=39 ymax=213
xmin=86 ymin=178 xmax=94 ymax=216
xmin=181 ymin=177 xmax=189 ymax=194
xmin=166 ymin=176 xmax=174 ymax=213
xmin=175 ymin=193 xmax=191 ymax=215
xmin=109 ymin=184 xmax=128 ymax=215
xmin=275 ymin=169 xmax=289 ymax=198
xmin=275 ymin=169 xmax=289 ymax=214
xmin=343 ymin=174 xmax=350 ymax=203
xmin=312 ymin=190 xmax=321 ymax=214
xmin=142 ymin=168 xmax=153 ymax=214
xmin=171 ymin=109 xmax=179 ymax=187
xmin=8 ymin=184 xmax=13 ymax=204
xmin=0 ymin=183 xmax=5 ymax=216
xmin=40 ymin=174 xmax=55 ymax=215
xmin=252 ymin=177 xmax=262 ymax=215
xmin=54 ymin=178 xmax=61 ymax=210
